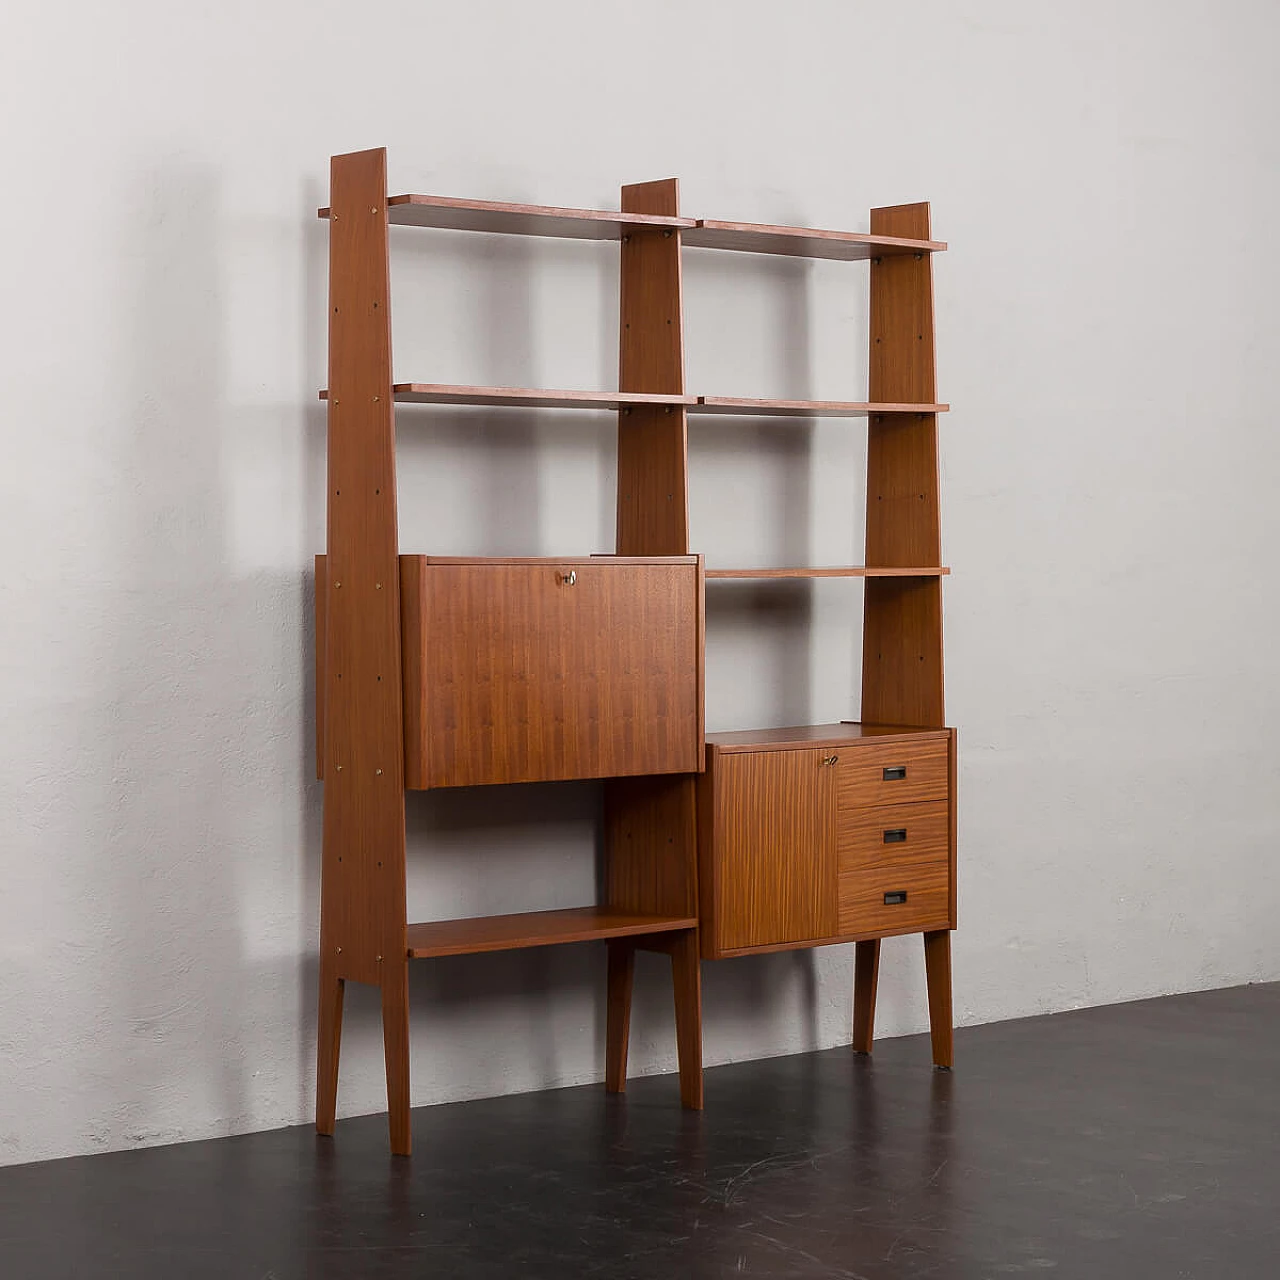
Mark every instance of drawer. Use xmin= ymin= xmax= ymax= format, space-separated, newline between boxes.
xmin=838 ymin=857 xmax=951 ymax=936
xmin=836 ymin=736 xmax=948 ymax=808
xmin=837 ymin=798 xmax=950 ymax=936
xmin=837 ymin=799 xmax=949 ymax=876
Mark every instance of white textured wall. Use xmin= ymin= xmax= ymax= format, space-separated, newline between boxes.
xmin=2 ymin=0 xmax=1278 ymax=1166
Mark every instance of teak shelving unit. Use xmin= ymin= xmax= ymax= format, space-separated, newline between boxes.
xmin=314 ymin=148 xmax=954 ymax=1155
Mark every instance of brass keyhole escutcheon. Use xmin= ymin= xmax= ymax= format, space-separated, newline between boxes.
xmin=560 ymin=569 xmax=577 ymax=586
xmin=822 ymin=754 xmax=839 ymax=766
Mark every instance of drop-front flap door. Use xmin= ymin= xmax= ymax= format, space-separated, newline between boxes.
xmin=408 ymin=556 xmax=702 ymax=788
xmin=711 ymin=747 xmax=838 ymax=952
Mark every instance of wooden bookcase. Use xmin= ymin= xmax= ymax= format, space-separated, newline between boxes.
xmin=314 ymin=148 xmax=953 ymax=1155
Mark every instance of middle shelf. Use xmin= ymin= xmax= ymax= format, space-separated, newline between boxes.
xmin=706 ymin=566 xmax=949 ymax=579
xmin=406 ymin=907 xmax=698 ymax=958
xmin=318 ymin=383 xmax=949 ymax=417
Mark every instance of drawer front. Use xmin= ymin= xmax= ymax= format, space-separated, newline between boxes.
xmin=712 ymin=748 xmax=837 ymax=951
xmin=837 ymin=799 xmax=950 ymax=935
xmin=837 ymin=799 xmax=949 ymax=876
xmin=837 ymin=856 xmax=951 ymax=936
xmin=412 ymin=559 xmax=701 ymax=787
xmin=836 ymin=737 xmax=948 ymax=808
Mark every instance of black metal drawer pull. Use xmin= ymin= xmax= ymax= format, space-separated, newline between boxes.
xmin=882 ymin=765 xmax=907 ymax=781
xmin=883 ymin=828 xmax=907 ymax=843
xmin=883 ymin=890 xmax=908 ymax=905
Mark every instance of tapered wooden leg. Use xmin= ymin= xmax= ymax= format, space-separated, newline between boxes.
xmin=315 ymin=954 xmax=345 ymax=1135
xmin=381 ymin=963 xmax=412 ymax=1156
xmin=606 ymin=940 xmax=636 ymax=1094
xmin=669 ymin=929 xmax=704 ymax=1110
xmin=852 ymin=939 xmax=881 ymax=1054
xmin=923 ymin=929 xmax=953 ymax=1069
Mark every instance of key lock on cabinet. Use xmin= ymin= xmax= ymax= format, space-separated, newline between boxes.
xmin=313 ymin=147 xmax=954 ymax=1155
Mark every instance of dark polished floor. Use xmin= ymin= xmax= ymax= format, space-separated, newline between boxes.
xmin=2 ymin=983 xmax=1278 ymax=1279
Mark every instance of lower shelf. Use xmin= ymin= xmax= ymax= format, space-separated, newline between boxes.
xmin=406 ymin=907 xmax=698 ymax=959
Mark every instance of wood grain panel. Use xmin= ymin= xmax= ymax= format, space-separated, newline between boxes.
xmin=315 ymin=554 xmax=326 ymax=780
xmin=869 ymin=203 xmax=936 ymax=404
xmin=712 ymin=747 xmax=837 ymax=951
xmin=320 ymin=148 xmax=407 ymax=991
xmin=616 ymin=178 xmax=688 ymax=557
xmin=837 ymin=855 xmax=950 ymax=936
xmin=405 ymin=907 xmax=698 ymax=958
xmin=707 ymin=565 xmax=947 ymax=579
xmin=863 ymin=202 xmax=944 ymax=730
xmin=835 ymin=738 xmax=949 ymax=808
xmin=410 ymin=557 xmax=701 ymax=787
xmin=865 ymin=414 xmax=940 ymax=568
xmin=837 ymin=800 xmax=949 ymax=876
xmin=861 ymin=577 xmax=945 ymax=727
xmin=605 ymin=774 xmax=699 ymax=918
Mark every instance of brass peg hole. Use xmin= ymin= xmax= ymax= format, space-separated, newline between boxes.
xmin=334 ymin=581 xmax=342 ymax=588
xmin=335 ymin=764 xmax=342 ymax=771
xmin=337 ymin=946 xmax=342 ymax=953
xmin=376 ymin=955 xmax=382 ymax=962
xmin=375 ymin=768 xmax=383 ymax=775
xmin=375 ymin=582 xmax=382 ymax=590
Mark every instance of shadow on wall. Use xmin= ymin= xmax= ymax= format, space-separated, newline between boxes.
xmin=83 ymin=160 xmax=266 ymax=1149
xmin=297 ymin=207 xmax=848 ymax=1120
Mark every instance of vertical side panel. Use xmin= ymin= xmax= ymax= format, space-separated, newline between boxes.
xmin=605 ymin=775 xmax=699 ymax=918
xmin=315 ymin=554 xmax=326 ymax=780
xmin=399 ymin=555 xmax=428 ymax=789
xmin=616 ymin=178 xmax=688 ymax=556
xmin=863 ymin=201 xmax=944 ymax=727
xmin=322 ymin=148 xmax=407 ymax=987
xmin=948 ymin=726 xmax=958 ymax=927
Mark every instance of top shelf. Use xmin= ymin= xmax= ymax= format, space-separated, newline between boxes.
xmin=319 ymin=194 xmax=694 ymax=241
xmin=684 ymin=220 xmax=945 ymax=261
xmin=316 ymin=196 xmax=945 ymax=259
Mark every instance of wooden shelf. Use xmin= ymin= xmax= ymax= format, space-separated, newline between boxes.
xmin=318 ymin=387 xmax=946 ymax=415
xmin=685 ymin=219 xmax=946 ymax=261
xmin=706 ymin=566 xmax=949 ymax=579
xmin=705 ymin=722 xmax=948 ymax=751
xmin=692 ymin=397 xmax=949 ymax=418
xmin=318 ymin=384 xmax=697 ymax=410
xmin=318 ymin=194 xmax=695 ymax=240
xmin=406 ymin=907 xmax=698 ymax=959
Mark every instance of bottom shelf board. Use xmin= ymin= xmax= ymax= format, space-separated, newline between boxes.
xmin=406 ymin=907 xmax=698 ymax=958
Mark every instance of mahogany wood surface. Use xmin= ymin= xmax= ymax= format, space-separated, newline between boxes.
xmin=605 ymin=939 xmax=635 ymax=1094
xmin=862 ymin=578 xmax=946 ymax=727
xmin=320 ymin=193 xmax=695 ymax=238
xmin=706 ymin=723 xmax=949 ymax=751
xmin=629 ymin=930 xmax=705 ymax=1109
xmin=948 ymin=729 xmax=959 ymax=926
xmin=604 ymin=775 xmax=699 ymax=918
xmin=401 ymin=556 xmax=702 ymax=788
xmin=693 ymin=397 xmax=948 ymax=417
xmin=924 ymin=929 xmax=954 ymax=1068
xmin=706 ymin=566 xmax=948 ymax=579
xmin=708 ymin=747 xmax=838 ymax=952
xmin=837 ymin=854 xmax=950 ymax=937
xmin=319 ymin=148 xmax=411 ymax=1155
xmin=835 ymin=737 xmax=950 ymax=807
xmin=837 ymin=799 xmax=949 ymax=877
xmin=685 ymin=219 xmax=946 ymax=261
xmin=616 ymin=179 xmax=690 ymax=558
xmin=852 ymin=939 xmax=881 ymax=1054
xmin=863 ymin=202 xmax=944 ymax=730
xmin=405 ymin=907 xmax=698 ymax=958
